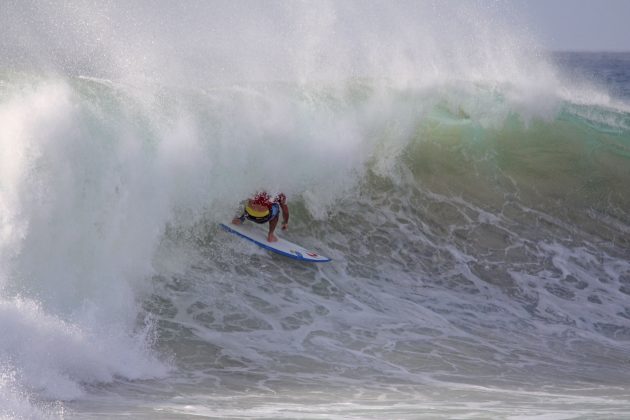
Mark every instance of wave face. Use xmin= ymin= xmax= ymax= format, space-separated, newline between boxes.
xmin=1 ymin=2 xmax=630 ymax=418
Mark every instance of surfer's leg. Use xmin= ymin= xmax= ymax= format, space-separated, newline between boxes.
xmin=267 ymin=216 xmax=279 ymax=242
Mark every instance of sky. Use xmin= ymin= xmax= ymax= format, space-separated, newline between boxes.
xmin=513 ymin=0 xmax=630 ymax=51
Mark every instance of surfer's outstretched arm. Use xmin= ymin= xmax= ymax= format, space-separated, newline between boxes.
xmin=232 ymin=210 xmax=246 ymax=225
xmin=278 ymin=194 xmax=289 ymax=231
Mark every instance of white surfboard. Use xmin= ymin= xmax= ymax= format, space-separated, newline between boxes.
xmin=220 ymin=223 xmax=331 ymax=263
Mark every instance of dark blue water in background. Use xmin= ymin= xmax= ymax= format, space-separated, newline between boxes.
xmin=554 ymin=52 xmax=630 ymax=101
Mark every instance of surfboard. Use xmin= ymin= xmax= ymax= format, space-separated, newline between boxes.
xmin=220 ymin=223 xmax=331 ymax=262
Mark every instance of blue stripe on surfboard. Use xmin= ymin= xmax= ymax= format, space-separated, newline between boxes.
xmin=220 ymin=223 xmax=332 ymax=262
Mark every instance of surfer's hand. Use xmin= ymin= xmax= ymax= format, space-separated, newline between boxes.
xmin=281 ymin=222 xmax=288 ymax=230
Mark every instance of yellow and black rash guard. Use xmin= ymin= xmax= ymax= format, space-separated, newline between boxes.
xmin=241 ymin=202 xmax=280 ymax=224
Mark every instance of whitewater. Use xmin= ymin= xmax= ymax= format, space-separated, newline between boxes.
xmin=1 ymin=2 xmax=629 ymax=419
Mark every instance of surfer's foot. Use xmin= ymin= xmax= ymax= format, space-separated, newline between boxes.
xmin=232 ymin=218 xmax=242 ymax=225
xmin=267 ymin=233 xmax=278 ymax=242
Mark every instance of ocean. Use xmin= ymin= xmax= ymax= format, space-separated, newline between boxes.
xmin=1 ymin=2 xmax=629 ymax=419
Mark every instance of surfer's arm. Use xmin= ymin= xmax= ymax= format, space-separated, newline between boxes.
xmin=280 ymin=203 xmax=289 ymax=229
xmin=232 ymin=207 xmax=246 ymax=225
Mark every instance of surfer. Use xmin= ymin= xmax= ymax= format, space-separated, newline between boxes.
xmin=232 ymin=192 xmax=289 ymax=242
